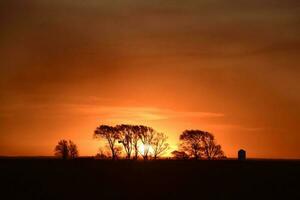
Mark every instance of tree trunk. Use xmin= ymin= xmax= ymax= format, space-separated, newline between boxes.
xmin=112 ymin=151 xmax=116 ymax=160
xmin=134 ymin=147 xmax=138 ymax=160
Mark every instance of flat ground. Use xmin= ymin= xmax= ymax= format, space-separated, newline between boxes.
xmin=0 ymin=158 xmax=299 ymax=199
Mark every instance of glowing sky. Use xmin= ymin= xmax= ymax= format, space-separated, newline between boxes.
xmin=0 ymin=0 xmax=300 ymax=158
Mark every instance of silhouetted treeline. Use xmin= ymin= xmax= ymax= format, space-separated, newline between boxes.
xmin=53 ymin=125 xmax=225 ymax=160
xmin=93 ymin=124 xmax=225 ymax=160
xmin=94 ymin=124 xmax=169 ymax=160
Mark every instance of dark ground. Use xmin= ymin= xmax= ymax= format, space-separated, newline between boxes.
xmin=0 ymin=158 xmax=299 ymax=200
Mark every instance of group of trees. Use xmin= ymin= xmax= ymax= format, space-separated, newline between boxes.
xmin=94 ymin=124 xmax=169 ymax=160
xmin=172 ymin=130 xmax=225 ymax=160
xmin=54 ymin=125 xmax=225 ymax=160
xmin=54 ymin=140 xmax=79 ymax=160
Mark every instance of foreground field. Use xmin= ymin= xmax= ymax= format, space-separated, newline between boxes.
xmin=0 ymin=158 xmax=299 ymax=199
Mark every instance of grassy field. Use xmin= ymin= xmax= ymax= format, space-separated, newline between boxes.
xmin=0 ymin=158 xmax=299 ymax=199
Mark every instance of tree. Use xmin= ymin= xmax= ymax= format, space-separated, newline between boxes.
xmin=179 ymin=130 xmax=225 ymax=160
xmin=116 ymin=124 xmax=134 ymax=159
xmin=54 ymin=140 xmax=79 ymax=160
xmin=94 ymin=125 xmax=120 ymax=160
xmin=55 ymin=140 xmax=69 ymax=160
xmin=200 ymin=132 xmax=225 ymax=160
xmin=68 ymin=140 xmax=79 ymax=159
xmin=179 ymin=130 xmax=203 ymax=159
xmin=131 ymin=125 xmax=142 ymax=160
xmin=171 ymin=150 xmax=189 ymax=160
xmin=152 ymin=132 xmax=169 ymax=159
xmin=138 ymin=125 xmax=155 ymax=160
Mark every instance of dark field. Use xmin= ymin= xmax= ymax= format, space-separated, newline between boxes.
xmin=0 ymin=158 xmax=299 ymax=200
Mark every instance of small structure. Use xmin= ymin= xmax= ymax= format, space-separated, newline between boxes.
xmin=238 ymin=149 xmax=246 ymax=161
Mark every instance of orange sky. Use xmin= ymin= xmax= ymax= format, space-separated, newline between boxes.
xmin=0 ymin=0 xmax=300 ymax=159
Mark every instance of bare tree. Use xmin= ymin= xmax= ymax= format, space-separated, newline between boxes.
xmin=152 ymin=132 xmax=169 ymax=159
xmin=138 ymin=125 xmax=155 ymax=160
xmin=54 ymin=140 xmax=69 ymax=160
xmin=94 ymin=125 xmax=120 ymax=160
xmin=68 ymin=140 xmax=79 ymax=159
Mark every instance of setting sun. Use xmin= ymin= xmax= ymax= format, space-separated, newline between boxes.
xmin=138 ymin=144 xmax=152 ymax=156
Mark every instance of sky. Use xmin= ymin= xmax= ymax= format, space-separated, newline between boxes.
xmin=0 ymin=0 xmax=300 ymax=158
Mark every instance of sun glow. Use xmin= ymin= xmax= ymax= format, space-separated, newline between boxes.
xmin=138 ymin=144 xmax=153 ymax=156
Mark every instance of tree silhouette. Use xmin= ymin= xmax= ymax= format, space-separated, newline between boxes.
xmin=55 ymin=140 xmax=69 ymax=160
xmin=179 ymin=130 xmax=203 ymax=159
xmin=152 ymin=132 xmax=169 ymax=159
xmin=93 ymin=124 xmax=172 ymax=160
xmin=54 ymin=140 xmax=79 ymax=160
xmin=132 ymin=125 xmax=142 ymax=160
xmin=179 ymin=130 xmax=225 ymax=160
xmin=138 ymin=125 xmax=155 ymax=160
xmin=94 ymin=125 xmax=120 ymax=160
xmin=116 ymin=124 xmax=134 ymax=159
xmin=68 ymin=140 xmax=79 ymax=159
xmin=200 ymin=132 xmax=225 ymax=159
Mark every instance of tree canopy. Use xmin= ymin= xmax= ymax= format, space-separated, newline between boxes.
xmin=93 ymin=124 xmax=170 ymax=160
xmin=179 ymin=130 xmax=225 ymax=160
